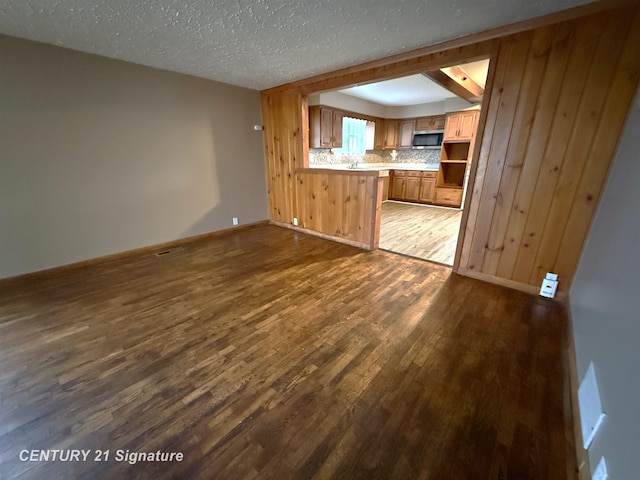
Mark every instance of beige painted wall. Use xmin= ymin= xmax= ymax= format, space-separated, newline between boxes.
xmin=0 ymin=34 xmax=268 ymax=279
xmin=569 ymin=90 xmax=640 ymax=479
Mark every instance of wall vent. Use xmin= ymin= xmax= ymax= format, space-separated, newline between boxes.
xmin=153 ymin=247 xmax=184 ymax=257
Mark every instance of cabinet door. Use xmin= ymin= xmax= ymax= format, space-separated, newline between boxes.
xmin=382 ymin=176 xmax=390 ymax=201
xmin=433 ymin=115 xmax=446 ymax=130
xmin=384 ymin=120 xmax=400 ymax=149
xmin=457 ymin=111 xmax=478 ymax=141
xmin=320 ymin=108 xmax=334 ymax=147
xmin=405 ymin=176 xmax=420 ymax=201
xmin=415 ymin=115 xmax=446 ymax=131
xmin=390 ymin=176 xmax=405 ymax=199
xmin=374 ymin=119 xmax=385 ymax=150
xmin=332 ymin=110 xmax=343 ymax=148
xmin=414 ymin=116 xmax=433 ymax=131
xmin=443 ymin=113 xmax=461 ymax=141
xmin=419 ymin=177 xmax=436 ymax=203
xmin=399 ymin=120 xmax=415 ymax=149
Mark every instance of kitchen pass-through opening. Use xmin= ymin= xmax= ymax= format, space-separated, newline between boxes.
xmin=308 ymin=57 xmax=490 ymax=266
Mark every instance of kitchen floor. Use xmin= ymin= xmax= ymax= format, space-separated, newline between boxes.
xmin=379 ymin=200 xmax=463 ymax=265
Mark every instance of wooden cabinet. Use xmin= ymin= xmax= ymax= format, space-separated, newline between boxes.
xmin=415 ymin=115 xmax=446 ymax=131
xmin=384 ymin=120 xmax=400 ymax=149
xmin=435 ymin=187 xmax=463 ymax=207
xmin=374 ymin=118 xmax=386 ymax=150
xmin=405 ymin=174 xmax=420 ymax=201
xmin=309 ymin=106 xmax=343 ymax=148
xmin=443 ymin=110 xmax=479 ymax=142
xmin=399 ymin=120 xmax=415 ymax=149
xmin=332 ymin=110 xmax=343 ymax=147
xmin=388 ymin=170 xmax=437 ymax=204
xmin=419 ymin=176 xmax=436 ymax=203
xmin=390 ymin=170 xmax=406 ymax=199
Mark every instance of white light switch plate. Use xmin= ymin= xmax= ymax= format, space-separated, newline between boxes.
xmin=592 ymin=456 xmax=608 ymax=480
xmin=578 ymin=362 xmax=605 ymax=449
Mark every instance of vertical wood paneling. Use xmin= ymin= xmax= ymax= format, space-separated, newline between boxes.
xmin=511 ymin=19 xmax=600 ymax=284
xmin=554 ymin=10 xmax=640 ymax=283
xmin=481 ymin=26 xmax=554 ymax=276
xmin=262 ymin=88 xmax=385 ymax=249
xmin=459 ymin=4 xmax=640 ymax=294
xmin=472 ymin=31 xmax=533 ymax=274
xmin=530 ymin=11 xmax=636 ymax=285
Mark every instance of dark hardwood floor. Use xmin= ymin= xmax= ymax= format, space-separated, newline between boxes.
xmin=0 ymin=224 xmax=577 ymax=479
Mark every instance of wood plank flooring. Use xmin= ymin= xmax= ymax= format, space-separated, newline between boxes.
xmin=0 ymin=224 xmax=577 ymax=480
xmin=379 ymin=201 xmax=463 ymax=266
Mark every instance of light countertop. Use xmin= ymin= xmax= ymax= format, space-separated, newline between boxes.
xmin=309 ymin=163 xmax=439 ymax=172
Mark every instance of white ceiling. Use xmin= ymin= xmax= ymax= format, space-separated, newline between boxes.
xmin=338 ymin=75 xmax=458 ymax=106
xmin=338 ymin=59 xmax=491 ymax=106
xmin=0 ymin=0 xmax=593 ymax=91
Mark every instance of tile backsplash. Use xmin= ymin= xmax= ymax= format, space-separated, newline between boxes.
xmin=309 ymin=148 xmax=440 ymax=166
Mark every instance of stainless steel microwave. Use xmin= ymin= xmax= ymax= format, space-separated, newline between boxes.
xmin=412 ymin=130 xmax=444 ymax=149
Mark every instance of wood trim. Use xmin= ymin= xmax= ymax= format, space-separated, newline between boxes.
xmin=456 ymin=267 xmax=567 ymax=301
xmin=262 ymin=0 xmax=636 ymax=95
xmin=566 ymin=306 xmax=591 ymax=480
xmin=423 ymin=69 xmax=483 ymax=103
xmin=452 ymin=42 xmax=501 ymax=272
xmin=0 ymin=221 xmax=270 ymax=285
xmin=370 ymin=177 xmax=384 ymax=249
xmin=269 ymin=220 xmax=372 ymax=250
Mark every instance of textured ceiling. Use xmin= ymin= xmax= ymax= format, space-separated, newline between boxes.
xmin=0 ymin=0 xmax=593 ymax=91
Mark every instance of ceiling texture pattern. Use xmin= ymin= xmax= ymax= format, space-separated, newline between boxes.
xmin=0 ymin=0 xmax=593 ymax=90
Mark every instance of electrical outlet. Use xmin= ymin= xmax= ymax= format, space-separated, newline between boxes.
xmin=592 ymin=457 xmax=608 ymax=480
xmin=293 ymin=217 xmax=298 ymax=226
xmin=232 ymin=217 xmax=239 ymax=226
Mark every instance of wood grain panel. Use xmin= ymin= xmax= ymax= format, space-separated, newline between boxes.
xmin=529 ymin=11 xmax=635 ymax=285
xmin=466 ymin=31 xmax=533 ymax=273
xmin=458 ymin=4 xmax=640 ymax=295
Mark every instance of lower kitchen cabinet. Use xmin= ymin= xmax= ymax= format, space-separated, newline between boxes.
xmin=390 ymin=173 xmax=406 ymax=199
xmin=389 ymin=170 xmax=438 ymax=204
xmin=435 ymin=187 xmax=463 ymax=207
xmin=418 ymin=177 xmax=436 ymax=203
xmin=405 ymin=175 xmax=420 ymax=201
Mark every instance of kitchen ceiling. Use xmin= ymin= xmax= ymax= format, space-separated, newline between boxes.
xmin=338 ymin=59 xmax=490 ymax=106
xmin=0 ymin=0 xmax=592 ymax=91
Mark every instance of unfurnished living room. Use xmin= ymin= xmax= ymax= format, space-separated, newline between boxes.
xmin=1 ymin=1 xmax=640 ymax=479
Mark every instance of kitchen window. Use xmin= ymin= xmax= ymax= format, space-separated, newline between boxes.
xmin=333 ymin=117 xmax=374 ymax=155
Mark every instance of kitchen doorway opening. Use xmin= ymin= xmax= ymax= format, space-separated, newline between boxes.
xmin=307 ymin=57 xmax=491 ymax=267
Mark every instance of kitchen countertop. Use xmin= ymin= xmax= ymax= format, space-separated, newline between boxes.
xmin=309 ymin=163 xmax=439 ymax=171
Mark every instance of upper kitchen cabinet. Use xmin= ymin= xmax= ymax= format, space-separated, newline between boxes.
xmin=443 ymin=110 xmax=479 ymax=142
xmin=399 ymin=119 xmax=415 ymax=149
xmin=374 ymin=118 xmax=386 ymax=150
xmin=384 ymin=119 xmax=400 ymax=149
xmin=309 ymin=105 xmax=343 ymax=148
xmin=415 ymin=115 xmax=446 ymax=131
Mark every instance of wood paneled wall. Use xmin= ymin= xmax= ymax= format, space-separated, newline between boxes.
xmin=261 ymin=2 xmax=640 ymax=294
xmin=261 ymin=90 xmax=385 ymax=248
xmin=458 ymin=5 xmax=640 ymax=294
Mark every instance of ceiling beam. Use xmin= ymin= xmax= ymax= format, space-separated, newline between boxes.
xmin=441 ymin=65 xmax=485 ymax=97
xmin=422 ymin=68 xmax=484 ymax=103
